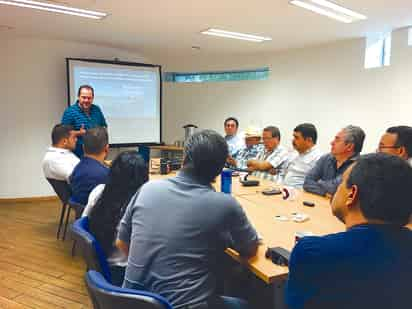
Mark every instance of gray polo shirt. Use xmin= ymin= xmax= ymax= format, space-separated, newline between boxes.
xmin=118 ymin=171 xmax=258 ymax=308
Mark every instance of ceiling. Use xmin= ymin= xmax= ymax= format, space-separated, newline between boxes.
xmin=1 ymin=0 xmax=412 ymax=56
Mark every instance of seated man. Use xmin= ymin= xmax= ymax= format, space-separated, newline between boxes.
xmin=286 ymin=153 xmax=412 ymax=309
xmin=70 ymin=127 xmax=109 ymax=205
xmin=227 ymin=126 xmax=263 ymax=170
xmin=117 ymin=130 xmax=259 ymax=309
xmin=378 ymin=126 xmax=412 ymax=165
xmin=283 ymin=123 xmax=323 ymax=188
xmin=303 ymin=125 xmax=365 ymax=196
xmin=224 ymin=117 xmax=245 ymax=157
xmin=247 ymin=126 xmax=290 ymax=183
xmin=42 ymin=124 xmax=80 ymax=181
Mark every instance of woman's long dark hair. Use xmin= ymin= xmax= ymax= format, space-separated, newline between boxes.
xmin=88 ymin=151 xmax=148 ymax=256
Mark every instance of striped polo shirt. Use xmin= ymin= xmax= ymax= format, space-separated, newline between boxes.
xmin=61 ymin=102 xmax=107 ymax=157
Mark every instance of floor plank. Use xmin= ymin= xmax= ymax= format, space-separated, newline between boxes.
xmin=0 ymin=200 xmax=91 ymax=308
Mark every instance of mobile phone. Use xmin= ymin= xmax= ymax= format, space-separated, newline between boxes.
xmin=303 ymin=201 xmax=315 ymax=207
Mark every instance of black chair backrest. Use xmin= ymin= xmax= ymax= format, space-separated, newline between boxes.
xmin=85 ymin=271 xmax=173 ymax=309
xmin=46 ymin=178 xmax=71 ymax=204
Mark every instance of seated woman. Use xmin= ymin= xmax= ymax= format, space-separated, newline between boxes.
xmin=83 ymin=151 xmax=148 ymax=285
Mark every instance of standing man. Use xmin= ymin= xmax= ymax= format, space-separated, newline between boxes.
xmin=247 ymin=126 xmax=290 ymax=183
xmin=303 ymin=125 xmax=365 ymax=196
xmin=224 ymin=117 xmax=245 ymax=157
xmin=61 ymin=85 xmax=107 ymax=157
xmin=286 ymin=153 xmax=412 ymax=309
xmin=283 ymin=124 xmax=323 ymax=188
xmin=377 ymin=126 xmax=412 ymax=165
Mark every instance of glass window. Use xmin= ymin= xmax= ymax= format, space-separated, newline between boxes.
xmin=364 ymin=33 xmax=391 ymax=69
xmin=164 ymin=68 xmax=269 ymax=83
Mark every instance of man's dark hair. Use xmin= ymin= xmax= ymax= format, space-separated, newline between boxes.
xmin=224 ymin=117 xmax=239 ymax=128
xmin=346 ymin=153 xmax=412 ymax=226
xmin=83 ymin=127 xmax=108 ymax=155
xmin=294 ymin=123 xmax=318 ymax=144
xmin=77 ymin=85 xmax=94 ymax=97
xmin=343 ymin=125 xmax=365 ymax=154
xmin=51 ymin=124 xmax=73 ymax=145
xmin=183 ymin=130 xmax=228 ymax=183
xmin=386 ymin=126 xmax=412 ymax=159
xmin=264 ymin=126 xmax=281 ymax=140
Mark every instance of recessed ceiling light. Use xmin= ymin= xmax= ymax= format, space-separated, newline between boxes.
xmin=0 ymin=0 xmax=108 ymax=19
xmin=201 ymin=28 xmax=272 ymax=42
xmin=289 ymin=0 xmax=367 ymax=23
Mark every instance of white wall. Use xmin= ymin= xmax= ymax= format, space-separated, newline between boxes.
xmin=3 ymin=28 xmax=412 ymax=198
xmin=0 ymin=36 xmax=148 ymax=198
xmin=160 ymin=28 xmax=412 ymax=156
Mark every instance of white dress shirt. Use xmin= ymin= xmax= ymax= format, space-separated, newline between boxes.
xmin=282 ymin=146 xmax=323 ymax=188
xmin=82 ymin=184 xmax=105 ymax=217
xmin=42 ymin=146 xmax=80 ymax=181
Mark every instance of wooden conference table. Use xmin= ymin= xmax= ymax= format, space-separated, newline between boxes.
xmin=225 ymin=176 xmax=345 ymax=284
xmin=151 ymin=172 xmax=345 ymax=285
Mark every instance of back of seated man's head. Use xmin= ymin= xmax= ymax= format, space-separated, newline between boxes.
xmin=331 ymin=153 xmax=412 ymax=227
xmin=83 ymin=127 xmax=109 ymax=157
xmin=379 ymin=126 xmax=412 ymax=160
xmin=183 ymin=129 xmax=228 ymax=183
xmin=51 ymin=124 xmax=76 ymax=150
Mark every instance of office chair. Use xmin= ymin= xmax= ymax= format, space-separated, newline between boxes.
xmin=46 ymin=178 xmax=71 ymax=239
xmin=63 ymin=197 xmax=85 ymax=241
xmin=71 ymin=217 xmax=112 ymax=282
xmin=85 ymin=270 xmax=173 ymax=309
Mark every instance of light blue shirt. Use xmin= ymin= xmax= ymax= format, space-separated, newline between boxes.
xmin=232 ymin=144 xmax=264 ymax=170
xmin=118 ymin=171 xmax=258 ymax=308
xmin=225 ymin=134 xmax=245 ymax=157
xmin=252 ymin=145 xmax=291 ymax=183
xmin=282 ymin=146 xmax=323 ymax=188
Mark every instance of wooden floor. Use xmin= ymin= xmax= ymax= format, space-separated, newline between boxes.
xmin=0 ymin=199 xmax=92 ymax=308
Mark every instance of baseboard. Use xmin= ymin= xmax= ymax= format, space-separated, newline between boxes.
xmin=0 ymin=196 xmax=59 ymax=204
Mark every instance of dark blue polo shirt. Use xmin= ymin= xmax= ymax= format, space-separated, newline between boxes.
xmin=69 ymin=157 xmax=109 ymax=205
xmin=61 ymin=102 xmax=107 ymax=157
xmin=285 ymin=224 xmax=412 ymax=309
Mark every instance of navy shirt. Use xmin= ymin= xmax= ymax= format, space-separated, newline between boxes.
xmin=303 ymin=153 xmax=358 ymax=196
xmin=69 ymin=157 xmax=109 ymax=205
xmin=118 ymin=171 xmax=259 ymax=308
xmin=285 ymin=224 xmax=412 ymax=309
xmin=61 ymin=102 xmax=107 ymax=157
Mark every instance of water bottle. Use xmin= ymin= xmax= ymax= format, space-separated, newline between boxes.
xmin=221 ymin=169 xmax=232 ymax=194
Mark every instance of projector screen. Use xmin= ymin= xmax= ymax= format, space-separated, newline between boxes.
xmin=66 ymin=58 xmax=162 ymax=146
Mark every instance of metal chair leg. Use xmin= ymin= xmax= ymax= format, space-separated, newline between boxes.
xmin=57 ymin=203 xmax=67 ymax=240
xmin=62 ymin=206 xmax=71 ymax=241
xmin=71 ymin=240 xmax=77 ymax=257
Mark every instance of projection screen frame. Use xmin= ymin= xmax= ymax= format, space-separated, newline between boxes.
xmin=66 ymin=57 xmax=163 ymax=148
